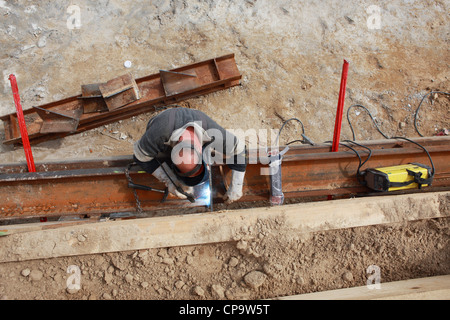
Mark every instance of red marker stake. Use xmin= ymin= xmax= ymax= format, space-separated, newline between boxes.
xmin=329 ymin=60 xmax=349 ymax=201
xmin=9 ymin=74 xmax=36 ymax=172
xmin=331 ymin=59 xmax=349 ymax=152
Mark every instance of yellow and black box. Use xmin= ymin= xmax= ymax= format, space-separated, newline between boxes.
xmin=364 ymin=163 xmax=432 ymax=192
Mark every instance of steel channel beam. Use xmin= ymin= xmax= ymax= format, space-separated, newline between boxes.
xmin=1 ymin=54 xmax=241 ymax=146
xmin=0 ymin=137 xmax=449 ymax=220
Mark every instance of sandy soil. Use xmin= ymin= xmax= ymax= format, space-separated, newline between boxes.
xmin=1 ymin=0 xmax=449 ymax=162
xmin=0 ymin=216 xmax=449 ymax=300
xmin=0 ymin=0 xmax=449 ymax=300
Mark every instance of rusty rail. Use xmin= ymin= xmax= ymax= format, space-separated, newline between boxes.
xmin=0 ymin=136 xmax=449 ymax=220
xmin=1 ymin=54 xmax=241 ymax=145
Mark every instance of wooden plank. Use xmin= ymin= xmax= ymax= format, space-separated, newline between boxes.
xmin=0 ymin=191 xmax=448 ymax=262
xmin=276 ymin=275 xmax=450 ymax=300
xmin=0 ymin=218 xmax=101 ymax=236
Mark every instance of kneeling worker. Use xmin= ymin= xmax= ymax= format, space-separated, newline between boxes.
xmin=133 ymin=107 xmax=247 ymax=203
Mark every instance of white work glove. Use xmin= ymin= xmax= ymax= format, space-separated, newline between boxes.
xmin=223 ymin=170 xmax=245 ymax=204
xmin=152 ymin=166 xmax=193 ymax=200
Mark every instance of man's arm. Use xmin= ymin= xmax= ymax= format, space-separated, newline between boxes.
xmin=132 ymin=155 xmax=160 ymax=174
xmin=133 ymin=110 xmax=192 ymax=199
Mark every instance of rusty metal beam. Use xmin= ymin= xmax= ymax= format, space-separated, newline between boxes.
xmin=0 ymin=136 xmax=449 ymax=220
xmin=1 ymin=54 xmax=241 ymax=146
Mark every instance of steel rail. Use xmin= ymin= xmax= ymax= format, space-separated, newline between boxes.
xmin=0 ymin=137 xmax=449 ymax=220
xmin=1 ymin=54 xmax=241 ymax=146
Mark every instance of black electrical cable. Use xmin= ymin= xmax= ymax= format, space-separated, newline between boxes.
xmin=414 ymin=91 xmax=450 ymax=137
xmin=341 ymin=94 xmax=443 ymax=189
xmin=338 ymin=140 xmax=375 ymax=186
xmin=339 ymin=142 xmax=365 ymax=185
xmin=347 ymin=91 xmax=449 ymax=140
xmin=391 ymin=136 xmax=435 ymax=178
xmin=343 ymin=137 xmax=434 ymax=187
xmin=344 ymin=140 xmax=373 ymax=167
xmin=275 ymin=118 xmax=305 ymax=146
xmin=286 ymin=139 xmax=303 ymax=146
xmin=347 ymin=104 xmax=390 ymax=141
xmin=344 ymin=140 xmax=373 ymax=185
xmin=323 ymin=140 xmax=367 ymax=186
xmin=327 ymin=137 xmax=434 ymax=188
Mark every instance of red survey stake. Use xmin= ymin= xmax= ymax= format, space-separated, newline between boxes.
xmin=331 ymin=59 xmax=349 ymax=152
xmin=9 ymin=74 xmax=36 ymax=172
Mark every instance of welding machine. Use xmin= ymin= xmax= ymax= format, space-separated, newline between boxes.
xmin=363 ymin=163 xmax=433 ymax=192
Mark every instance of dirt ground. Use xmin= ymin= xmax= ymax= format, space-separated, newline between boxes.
xmin=0 ymin=0 xmax=449 ymax=300
xmin=0 ymin=216 xmax=449 ymax=300
xmin=1 ymin=0 xmax=449 ymax=161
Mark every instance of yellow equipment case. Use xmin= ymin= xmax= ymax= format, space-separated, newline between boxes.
xmin=364 ymin=163 xmax=433 ymax=192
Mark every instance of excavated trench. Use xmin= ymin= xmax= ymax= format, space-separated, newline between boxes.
xmin=1 ymin=0 xmax=449 ymax=301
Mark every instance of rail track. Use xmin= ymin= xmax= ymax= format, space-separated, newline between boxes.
xmin=0 ymin=136 xmax=449 ymax=222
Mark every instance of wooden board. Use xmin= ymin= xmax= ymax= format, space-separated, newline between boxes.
xmin=0 ymin=191 xmax=448 ymax=262
xmin=276 ymin=275 xmax=450 ymax=300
